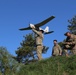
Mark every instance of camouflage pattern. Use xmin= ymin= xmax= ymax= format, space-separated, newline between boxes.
xmin=63 ymin=34 xmax=76 ymax=55
xmin=52 ymin=44 xmax=62 ymax=56
xmin=32 ymin=29 xmax=43 ymax=60
xmin=32 ymin=29 xmax=43 ymax=45
xmin=37 ymin=45 xmax=43 ymax=60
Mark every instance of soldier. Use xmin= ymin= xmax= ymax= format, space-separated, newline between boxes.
xmin=52 ymin=40 xmax=62 ymax=56
xmin=63 ymin=32 xmax=76 ymax=56
xmin=31 ymin=25 xmax=44 ymax=60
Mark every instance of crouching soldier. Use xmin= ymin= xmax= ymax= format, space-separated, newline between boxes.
xmin=63 ymin=32 xmax=76 ymax=56
xmin=52 ymin=40 xmax=62 ymax=56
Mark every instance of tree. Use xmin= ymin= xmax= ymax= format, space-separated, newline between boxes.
xmin=68 ymin=15 xmax=76 ymax=34
xmin=15 ymin=33 xmax=49 ymax=64
xmin=0 ymin=46 xmax=19 ymax=75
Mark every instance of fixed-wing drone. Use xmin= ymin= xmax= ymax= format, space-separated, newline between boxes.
xmin=19 ymin=16 xmax=55 ymax=34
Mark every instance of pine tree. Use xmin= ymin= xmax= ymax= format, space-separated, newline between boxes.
xmin=68 ymin=15 xmax=76 ymax=34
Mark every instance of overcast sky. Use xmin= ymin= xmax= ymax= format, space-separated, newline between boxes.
xmin=0 ymin=0 xmax=76 ymax=58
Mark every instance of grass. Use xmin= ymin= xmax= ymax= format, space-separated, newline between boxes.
xmin=16 ymin=55 xmax=76 ymax=75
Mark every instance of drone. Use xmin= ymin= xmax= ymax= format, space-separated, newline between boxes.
xmin=19 ymin=16 xmax=55 ymax=34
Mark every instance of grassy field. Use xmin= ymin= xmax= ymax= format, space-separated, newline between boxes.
xmin=16 ymin=55 xmax=76 ymax=75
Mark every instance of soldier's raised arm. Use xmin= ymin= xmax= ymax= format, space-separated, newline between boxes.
xmin=30 ymin=25 xmax=41 ymax=35
xmin=32 ymin=29 xmax=40 ymax=35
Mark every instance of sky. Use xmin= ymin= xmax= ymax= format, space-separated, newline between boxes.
xmin=0 ymin=0 xmax=76 ymax=58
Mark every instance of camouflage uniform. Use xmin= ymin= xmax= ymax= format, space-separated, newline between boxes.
xmin=32 ymin=29 xmax=43 ymax=60
xmin=52 ymin=44 xmax=62 ymax=56
xmin=63 ymin=34 xmax=76 ymax=55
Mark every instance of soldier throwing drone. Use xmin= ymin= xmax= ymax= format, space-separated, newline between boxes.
xmin=19 ymin=16 xmax=55 ymax=60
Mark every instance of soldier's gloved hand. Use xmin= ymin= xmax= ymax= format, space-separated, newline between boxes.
xmin=65 ymin=45 xmax=70 ymax=48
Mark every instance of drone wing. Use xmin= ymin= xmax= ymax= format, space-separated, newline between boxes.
xmin=19 ymin=16 xmax=55 ymax=31
xmin=19 ymin=26 xmax=31 ymax=30
xmin=44 ymin=31 xmax=54 ymax=35
xmin=34 ymin=16 xmax=55 ymax=27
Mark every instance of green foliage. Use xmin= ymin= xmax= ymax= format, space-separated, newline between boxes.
xmin=16 ymin=33 xmax=37 ymax=63
xmin=16 ymin=55 xmax=76 ymax=75
xmin=58 ymin=42 xmax=63 ymax=48
xmin=68 ymin=15 xmax=76 ymax=34
xmin=0 ymin=46 xmax=21 ymax=75
xmin=1 ymin=46 xmax=76 ymax=75
xmin=1 ymin=51 xmax=76 ymax=75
